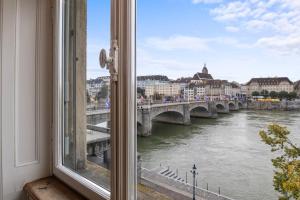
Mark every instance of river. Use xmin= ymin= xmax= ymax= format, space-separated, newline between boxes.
xmin=137 ymin=110 xmax=300 ymax=200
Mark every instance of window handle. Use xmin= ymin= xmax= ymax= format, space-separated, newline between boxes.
xmin=99 ymin=40 xmax=119 ymax=82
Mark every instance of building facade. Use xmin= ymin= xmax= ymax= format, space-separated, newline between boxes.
xmin=190 ymin=64 xmax=213 ymax=84
xmin=137 ymin=75 xmax=169 ymax=89
xmin=244 ymin=77 xmax=294 ymax=97
xmin=145 ymin=82 xmax=181 ymax=97
xmin=294 ymin=80 xmax=300 ymax=97
xmin=179 ymin=65 xmax=242 ymax=101
xmin=183 ymin=88 xmax=195 ymax=101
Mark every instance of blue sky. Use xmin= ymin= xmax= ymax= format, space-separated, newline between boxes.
xmin=87 ymin=0 xmax=300 ymax=83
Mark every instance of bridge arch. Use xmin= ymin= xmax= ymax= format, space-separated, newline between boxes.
xmin=190 ymin=106 xmax=209 ymax=112
xmin=151 ymin=110 xmax=185 ymax=125
xmin=216 ymin=104 xmax=225 ymax=110
xmin=189 ymin=103 xmax=209 ymax=112
xmin=228 ymin=102 xmax=235 ymax=109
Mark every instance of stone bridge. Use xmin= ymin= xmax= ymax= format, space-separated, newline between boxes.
xmin=87 ymin=109 xmax=110 ymax=125
xmin=215 ymin=100 xmax=244 ymax=113
xmin=87 ymin=100 xmax=245 ymax=137
xmin=137 ymin=101 xmax=222 ymax=136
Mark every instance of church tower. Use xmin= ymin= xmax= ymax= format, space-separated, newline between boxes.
xmin=202 ymin=63 xmax=208 ymax=74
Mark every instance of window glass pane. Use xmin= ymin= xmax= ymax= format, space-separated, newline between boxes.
xmin=62 ymin=0 xmax=111 ymax=191
xmin=136 ymin=1 xmax=300 ymax=200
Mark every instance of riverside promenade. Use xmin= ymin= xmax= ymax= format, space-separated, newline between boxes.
xmin=139 ymin=166 xmax=235 ymax=200
xmin=247 ymin=99 xmax=300 ymax=110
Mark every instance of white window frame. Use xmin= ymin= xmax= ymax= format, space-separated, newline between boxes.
xmin=52 ymin=0 xmax=110 ymax=199
xmin=52 ymin=0 xmax=136 ymax=199
xmin=0 ymin=0 xmax=3 ymax=198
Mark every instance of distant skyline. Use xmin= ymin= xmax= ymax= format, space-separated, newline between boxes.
xmin=87 ymin=0 xmax=300 ymax=83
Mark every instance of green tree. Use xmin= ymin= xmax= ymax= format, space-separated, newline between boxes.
xmin=278 ymin=91 xmax=289 ymax=100
xmin=86 ymin=90 xmax=91 ymax=104
xmin=288 ymin=92 xmax=297 ymax=100
xmin=261 ymin=90 xmax=269 ymax=98
xmin=153 ymin=92 xmax=163 ymax=101
xmin=259 ymin=124 xmax=300 ymax=200
xmin=270 ymin=91 xmax=279 ymax=99
xmin=96 ymin=84 xmax=108 ymax=100
xmin=137 ymin=87 xmax=145 ymax=97
xmin=252 ymin=91 xmax=260 ymax=96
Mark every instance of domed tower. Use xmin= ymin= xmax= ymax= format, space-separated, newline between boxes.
xmin=202 ymin=63 xmax=208 ymax=74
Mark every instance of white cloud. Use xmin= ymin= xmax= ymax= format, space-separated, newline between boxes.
xmin=225 ymin=26 xmax=240 ymax=32
xmin=211 ymin=1 xmax=251 ymax=21
xmin=144 ymin=35 xmax=254 ymax=52
xmin=192 ymin=0 xmax=222 ymax=4
xmin=209 ymin=0 xmax=300 ymax=54
xmin=145 ymin=35 xmax=209 ymax=51
xmin=210 ymin=0 xmax=300 ymax=33
xmin=136 ymin=48 xmax=200 ymax=78
xmin=256 ymin=34 xmax=300 ymax=55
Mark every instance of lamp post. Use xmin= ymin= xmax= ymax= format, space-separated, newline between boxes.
xmin=190 ymin=164 xmax=198 ymax=200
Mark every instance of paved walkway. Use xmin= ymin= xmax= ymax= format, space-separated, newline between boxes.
xmin=141 ymin=168 xmax=234 ymax=200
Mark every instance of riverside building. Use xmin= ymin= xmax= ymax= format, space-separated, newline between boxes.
xmin=244 ymin=77 xmax=294 ymax=97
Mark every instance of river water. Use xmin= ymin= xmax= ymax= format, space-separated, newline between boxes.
xmin=137 ymin=110 xmax=300 ymax=200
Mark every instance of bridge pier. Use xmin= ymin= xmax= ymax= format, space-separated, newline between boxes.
xmin=183 ymin=104 xmax=191 ymax=125
xmin=229 ymin=101 xmax=240 ymax=111
xmin=190 ymin=102 xmax=218 ymax=118
xmin=208 ymin=102 xmax=218 ymax=118
xmin=141 ymin=109 xmax=152 ymax=137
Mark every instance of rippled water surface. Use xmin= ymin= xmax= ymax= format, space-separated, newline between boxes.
xmin=137 ymin=110 xmax=300 ymax=200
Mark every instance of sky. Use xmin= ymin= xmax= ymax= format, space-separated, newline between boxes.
xmin=87 ymin=0 xmax=300 ymax=83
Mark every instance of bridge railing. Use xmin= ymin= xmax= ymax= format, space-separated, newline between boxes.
xmin=87 ymin=124 xmax=110 ymax=133
xmin=137 ymin=100 xmax=208 ymax=106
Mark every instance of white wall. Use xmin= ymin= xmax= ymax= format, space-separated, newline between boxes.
xmin=0 ymin=0 xmax=52 ymax=199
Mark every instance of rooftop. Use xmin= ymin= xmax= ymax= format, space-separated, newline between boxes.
xmin=192 ymin=72 xmax=213 ymax=80
xmin=137 ymin=75 xmax=169 ymax=81
xmin=246 ymin=77 xmax=293 ymax=86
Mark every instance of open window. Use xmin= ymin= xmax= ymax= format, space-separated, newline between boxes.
xmin=53 ymin=0 xmax=136 ymax=199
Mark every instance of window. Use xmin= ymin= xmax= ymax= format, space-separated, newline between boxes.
xmin=61 ymin=0 xmax=111 ymax=191
xmin=136 ymin=1 xmax=300 ymax=200
xmin=53 ymin=0 xmax=136 ymax=199
xmin=54 ymin=0 xmax=300 ymax=199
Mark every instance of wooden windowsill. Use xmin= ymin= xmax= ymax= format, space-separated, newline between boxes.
xmin=24 ymin=176 xmax=87 ymax=200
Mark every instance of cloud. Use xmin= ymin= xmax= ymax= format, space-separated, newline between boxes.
xmin=192 ymin=0 xmax=222 ymax=4
xmin=225 ymin=26 xmax=240 ymax=32
xmin=136 ymin=48 xmax=200 ymax=78
xmin=256 ymin=34 xmax=300 ymax=55
xmin=145 ymin=35 xmax=209 ymax=51
xmin=209 ymin=0 xmax=300 ymax=54
xmin=210 ymin=0 xmax=300 ymax=33
xmin=211 ymin=1 xmax=251 ymax=21
xmin=144 ymin=35 xmax=252 ymax=51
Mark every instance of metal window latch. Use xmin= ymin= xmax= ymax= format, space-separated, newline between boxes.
xmin=99 ymin=40 xmax=119 ymax=82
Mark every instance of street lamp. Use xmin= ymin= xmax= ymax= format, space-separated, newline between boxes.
xmin=190 ymin=164 xmax=199 ymax=200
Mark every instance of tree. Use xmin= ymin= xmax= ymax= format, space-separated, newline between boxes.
xmin=288 ymin=92 xmax=297 ymax=100
xmin=261 ymin=90 xmax=269 ymax=98
xmin=270 ymin=91 xmax=278 ymax=99
xmin=137 ymin=87 xmax=145 ymax=97
xmin=86 ymin=90 xmax=91 ymax=104
xmin=96 ymin=84 xmax=108 ymax=100
xmin=259 ymin=124 xmax=300 ymax=200
xmin=252 ymin=91 xmax=260 ymax=96
xmin=153 ymin=92 xmax=163 ymax=101
xmin=278 ymin=91 xmax=289 ymax=100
